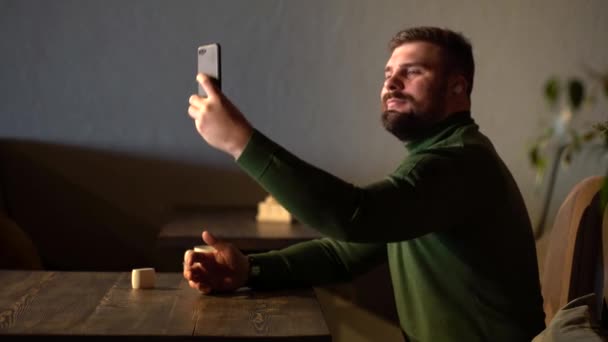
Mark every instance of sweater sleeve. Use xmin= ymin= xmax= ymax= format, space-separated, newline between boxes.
xmin=236 ymin=129 xmax=488 ymax=243
xmin=246 ymin=238 xmax=387 ymax=290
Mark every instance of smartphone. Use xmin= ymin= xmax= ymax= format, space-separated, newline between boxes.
xmin=197 ymin=43 xmax=221 ymax=97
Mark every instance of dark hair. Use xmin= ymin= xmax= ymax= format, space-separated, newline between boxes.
xmin=389 ymin=26 xmax=475 ymax=96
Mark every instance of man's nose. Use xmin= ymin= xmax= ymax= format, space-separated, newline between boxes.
xmin=385 ymin=75 xmax=403 ymax=92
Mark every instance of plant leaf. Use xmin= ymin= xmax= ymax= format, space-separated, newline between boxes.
xmin=581 ymin=129 xmax=597 ymax=142
xmin=544 ymin=77 xmax=560 ymax=107
xmin=568 ymin=78 xmax=585 ymax=111
xmin=593 ymin=121 xmax=608 ymax=146
xmin=528 ymin=145 xmax=541 ymax=167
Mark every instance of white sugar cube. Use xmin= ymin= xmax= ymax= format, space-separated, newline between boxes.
xmin=131 ymin=267 xmax=156 ymax=289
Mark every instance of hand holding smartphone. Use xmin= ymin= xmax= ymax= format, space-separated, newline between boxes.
xmin=197 ymin=43 xmax=221 ymax=97
xmin=190 ymin=42 xmax=252 ymax=160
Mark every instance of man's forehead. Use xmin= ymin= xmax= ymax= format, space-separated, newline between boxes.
xmin=385 ymin=41 xmax=442 ymax=69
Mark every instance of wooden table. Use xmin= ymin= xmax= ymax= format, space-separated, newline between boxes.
xmin=157 ymin=207 xmax=323 ymax=257
xmin=158 ymin=207 xmax=323 ymax=251
xmin=0 ymin=270 xmax=331 ymax=340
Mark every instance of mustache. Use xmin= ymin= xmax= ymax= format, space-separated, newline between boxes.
xmin=382 ymin=92 xmax=414 ymax=103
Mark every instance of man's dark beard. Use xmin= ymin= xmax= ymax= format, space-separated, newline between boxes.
xmin=381 ymin=84 xmax=448 ymax=141
xmin=381 ymin=109 xmax=432 ymax=141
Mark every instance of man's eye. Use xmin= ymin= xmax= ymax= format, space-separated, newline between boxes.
xmin=406 ymin=68 xmax=421 ymax=76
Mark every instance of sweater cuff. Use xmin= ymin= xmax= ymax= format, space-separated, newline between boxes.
xmin=236 ymin=129 xmax=279 ymax=180
xmin=246 ymin=252 xmax=290 ymax=290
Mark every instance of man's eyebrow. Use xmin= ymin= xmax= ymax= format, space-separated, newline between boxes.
xmin=384 ymin=63 xmax=423 ymax=73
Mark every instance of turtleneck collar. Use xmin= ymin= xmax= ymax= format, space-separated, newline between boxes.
xmin=404 ymin=111 xmax=474 ymax=154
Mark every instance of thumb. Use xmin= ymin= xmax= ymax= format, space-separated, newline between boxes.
xmin=202 ymin=231 xmax=232 ymax=253
xmin=202 ymin=230 xmax=222 ymax=248
xmin=196 ymin=73 xmax=219 ymax=99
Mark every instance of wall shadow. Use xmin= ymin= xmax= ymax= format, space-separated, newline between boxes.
xmin=0 ymin=138 xmax=266 ymax=271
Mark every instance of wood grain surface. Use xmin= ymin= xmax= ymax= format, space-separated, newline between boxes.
xmin=0 ymin=270 xmax=331 ymax=341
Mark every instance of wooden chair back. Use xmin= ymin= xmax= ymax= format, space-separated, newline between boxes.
xmin=541 ymin=175 xmax=605 ymax=326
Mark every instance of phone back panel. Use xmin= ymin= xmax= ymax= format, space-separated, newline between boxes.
xmin=197 ymin=43 xmax=221 ymax=97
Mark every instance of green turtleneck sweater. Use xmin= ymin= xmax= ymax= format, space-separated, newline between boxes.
xmin=235 ymin=112 xmax=545 ymax=342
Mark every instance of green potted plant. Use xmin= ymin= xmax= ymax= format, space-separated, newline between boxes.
xmin=528 ymin=67 xmax=608 ymax=239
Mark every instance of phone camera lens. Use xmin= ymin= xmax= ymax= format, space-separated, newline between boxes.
xmin=199 ymin=49 xmax=206 ymax=55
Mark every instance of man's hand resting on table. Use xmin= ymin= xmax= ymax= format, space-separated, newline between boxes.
xmin=187 ymin=73 xmax=254 ymax=160
xmin=183 ymin=231 xmax=250 ymax=294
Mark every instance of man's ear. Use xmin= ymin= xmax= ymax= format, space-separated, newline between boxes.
xmin=450 ymin=75 xmax=467 ymax=95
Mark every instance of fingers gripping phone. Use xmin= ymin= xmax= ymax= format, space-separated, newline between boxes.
xmin=197 ymin=43 xmax=221 ymax=97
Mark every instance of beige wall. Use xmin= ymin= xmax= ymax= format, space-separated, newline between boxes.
xmin=2 ymin=0 xmax=606 ymax=232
